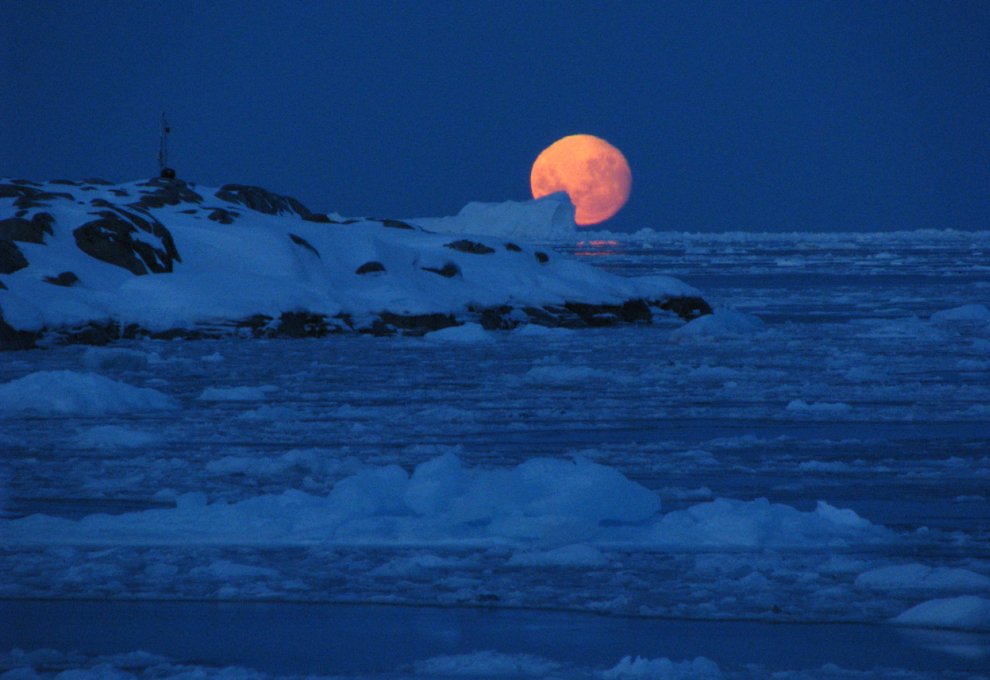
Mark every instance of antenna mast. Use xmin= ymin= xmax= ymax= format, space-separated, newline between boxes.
xmin=158 ymin=113 xmax=176 ymax=179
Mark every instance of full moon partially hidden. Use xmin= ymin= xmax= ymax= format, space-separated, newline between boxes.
xmin=530 ymin=134 xmax=632 ymax=226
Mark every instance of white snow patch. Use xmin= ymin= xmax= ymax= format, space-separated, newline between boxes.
xmin=891 ymin=595 xmax=990 ymax=631
xmin=0 ymin=371 xmax=178 ymax=415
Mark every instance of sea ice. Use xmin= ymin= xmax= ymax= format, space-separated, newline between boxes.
xmin=891 ymin=595 xmax=990 ymax=631
xmin=0 ymin=370 xmax=178 ymax=415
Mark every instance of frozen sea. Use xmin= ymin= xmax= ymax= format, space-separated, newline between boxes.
xmin=1 ymin=230 xmax=989 ymax=679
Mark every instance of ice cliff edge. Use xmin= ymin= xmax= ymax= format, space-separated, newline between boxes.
xmin=0 ymin=177 xmax=710 ymax=350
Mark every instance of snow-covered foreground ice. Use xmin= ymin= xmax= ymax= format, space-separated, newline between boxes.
xmin=1 ymin=231 xmax=989 ymax=677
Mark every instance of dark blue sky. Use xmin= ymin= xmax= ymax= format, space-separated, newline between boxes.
xmin=2 ymin=1 xmax=988 ymax=231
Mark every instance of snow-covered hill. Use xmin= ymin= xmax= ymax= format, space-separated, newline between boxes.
xmin=0 ymin=178 xmax=709 ymax=350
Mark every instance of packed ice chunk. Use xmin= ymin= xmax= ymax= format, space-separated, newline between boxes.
xmin=669 ymin=308 xmax=764 ymax=340
xmin=646 ymin=498 xmax=890 ymax=549
xmin=891 ymin=595 xmax=990 ymax=631
xmin=423 ymin=323 xmax=493 ymax=344
xmin=930 ymin=303 xmax=990 ymax=324
xmin=0 ymin=370 xmax=178 ymax=415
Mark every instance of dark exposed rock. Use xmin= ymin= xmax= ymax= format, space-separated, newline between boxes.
xmin=422 ymin=262 xmax=460 ymax=278
xmin=0 ymin=213 xmax=54 ymax=244
xmin=380 ymin=218 xmax=415 ymax=230
xmin=505 ymin=243 xmax=522 ymax=252
xmin=207 ymin=208 xmax=237 ymax=224
xmin=180 ymin=209 xmax=198 ymax=214
xmin=0 ymin=280 xmax=5 ymax=290
xmin=563 ymin=302 xmax=620 ymax=327
xmin=51 ymin=179 xmax=79 ymax=186
xmin=131 ymin=178 xmax=204 ymax=210
xmin=84 ymin=178 xmax=113 ymax=186
xmin=0 ymin=309 xmax=39 ymax=350
xmin=302 ymin=213 xmax=333 ymax=223
xmin=656 ymin=295 xmax=713 ymax=321
xmin=109 ymin=189 xmax=129 ymax=197
xmin=43 ymin=271 xmax=80 ymax=287
xmin=535 ymin=251 xmax=549 ymax=264
xmin=73 ymin=207 xmax=180 ymax=275
xmin=80 ymin=186 xmax=96 ymax=192
xmin=289 ymin=233 xmax=319 ymax=257
xmin=445 ymin=239 xmax=495 ymax=255
xmin=276 ymin=311 xmax=329 ymax=338
xmin=620 ymin=299 xmax=652 ymax=322
xmin=0 ymin=239 xmax=29 ymax=274
xmin=375 ymin=311 xmax=458 ymax=336
xmin=215 ymin=184 xmax=311 ymax=217
xmin=1 ymin=183 xmax=74 ymax=210
xmin=355 ymin=261 xmax=386 ymax=275
xmin=472 ymin=305 xmax=519 ymax=330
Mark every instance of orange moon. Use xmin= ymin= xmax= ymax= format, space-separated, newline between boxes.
xmin=530 ymin=134 xmax=632 ymax=226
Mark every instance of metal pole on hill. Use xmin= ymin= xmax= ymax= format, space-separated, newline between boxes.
xmin=159 ymin=113 xmax=176 ymax=179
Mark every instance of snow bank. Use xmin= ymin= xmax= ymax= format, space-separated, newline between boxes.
xmin=669 ymin=308 xmax=764 ymax=340
xmin=414 ymin=192 xmax=578 ymax=242
xmin=603 ymin=655 xmax=723 ymax=679
xmin=891 ymin=595 xmax=990 ymax=631
xmin=2 ymin=454 xmax=894 ymax=551
xmin=0 ymin=370 xmax=178 ymax=415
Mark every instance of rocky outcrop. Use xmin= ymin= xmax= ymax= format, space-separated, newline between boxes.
xmin=43 ymin=271 xmax=80 ymax=287
xmin=73 ymin=207 xmax=180 ymax=275
xmin=130 ymin=178 xmax=204 ymax=210
xmin=445 ymin=240 xmax=495 ymax=255
xmin=422 ymin=262 xmax=461 ymax=278
xmin=289 ymin=233 xmax=320 ymax=257
xmin=355 ymin=261 xmax=386 ymax=275
xmin=215 ymin=184 xmax=311 ymax=217
xmin=0 ymin=213 xmax=54 ymax=244
xmin=0 ymin=240 xmax=29 ymax=274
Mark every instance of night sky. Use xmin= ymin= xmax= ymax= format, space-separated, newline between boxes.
xmin=2 ymin=1 xmax=988 ymax=232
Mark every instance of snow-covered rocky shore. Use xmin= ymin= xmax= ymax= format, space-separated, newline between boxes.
xmin=0 ymin=178 xmax=709 ymax=350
